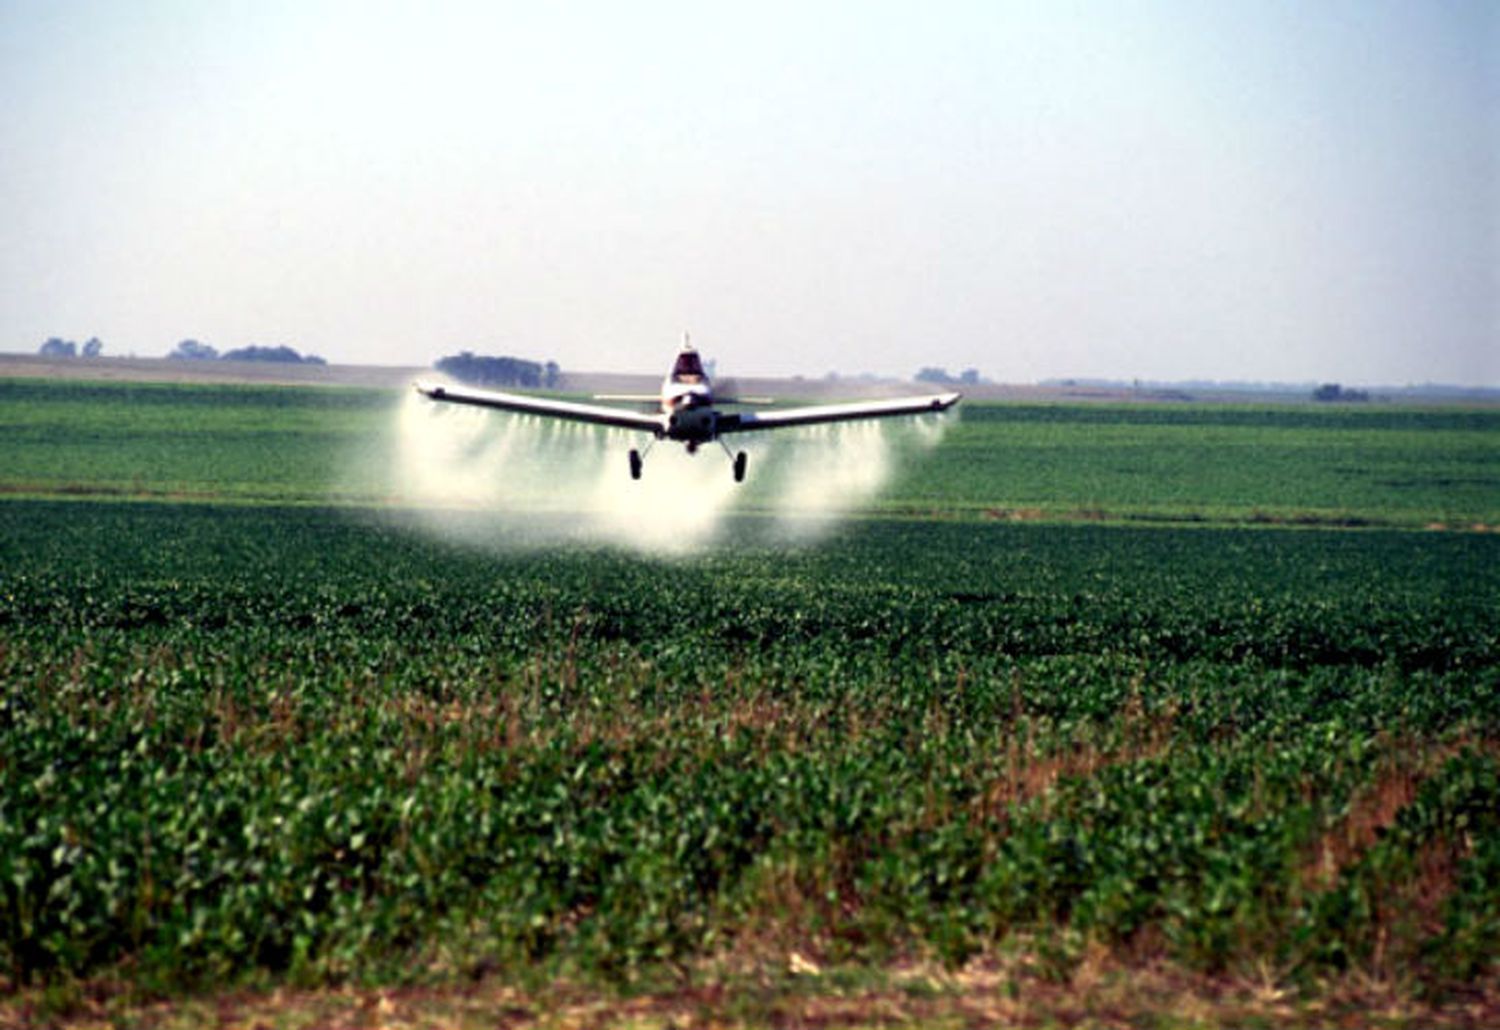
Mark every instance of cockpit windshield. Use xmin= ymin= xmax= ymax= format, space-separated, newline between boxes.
xmin=671 ymin=348 xmax=706 ymax=384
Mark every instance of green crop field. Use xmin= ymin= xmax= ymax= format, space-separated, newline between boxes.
xmin=2 ymin=378 xmax=1497 ymax=526
xmin=2 ymin=377 xmax=1498 ymax=1027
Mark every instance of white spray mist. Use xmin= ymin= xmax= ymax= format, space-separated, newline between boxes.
xmin=369 ymin=387 xmax=949 ymax=555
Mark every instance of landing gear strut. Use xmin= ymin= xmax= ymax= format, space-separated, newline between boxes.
xmin=628 ymin=449 xmax=643 ymax=480
xmin=717 ymin=439 xmax=748 ymax=483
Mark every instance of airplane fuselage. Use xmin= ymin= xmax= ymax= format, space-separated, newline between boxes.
xmin=658 ymin=351 xmax=719 ymax=449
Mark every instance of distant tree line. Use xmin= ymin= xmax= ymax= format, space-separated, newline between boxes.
xmin=37 ymin=337 xmax=104 ymax=358
xmin=435 ymin=351 xmax=560 ymax=389
xmin=168 ymin=340 xmax=325 ymax=365
xmin=1312 ymin=383 xmax=1370 ymax=403
xmin=915 ymin=366 xmax=982 ymax=386
xmin=39 ymin=336 xmax=328 ymax=365
xmin=221 ymin=344 xmax=326 ymax=365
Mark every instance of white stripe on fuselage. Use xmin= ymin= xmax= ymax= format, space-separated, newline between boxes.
xmin=661 ymin=378 xmax=713 ymax=413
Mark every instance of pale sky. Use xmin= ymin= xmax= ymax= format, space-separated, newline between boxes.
xmin=1 ymin=1 xmax=1495 ymax=384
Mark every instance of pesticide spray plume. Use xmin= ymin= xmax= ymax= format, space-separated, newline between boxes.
xmin=367 ymin=385 xmax=950 ymax=556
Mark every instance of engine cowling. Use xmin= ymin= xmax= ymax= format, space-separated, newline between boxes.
xmin=666 ymin=407 xmax=717 ymax=445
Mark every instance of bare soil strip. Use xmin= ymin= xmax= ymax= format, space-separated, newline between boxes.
xmin=9 ymin=957 xmax=1498 ymax=1029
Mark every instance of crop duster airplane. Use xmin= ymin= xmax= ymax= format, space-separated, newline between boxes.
xmin=415 ymin=345 xmax=961 ymax=482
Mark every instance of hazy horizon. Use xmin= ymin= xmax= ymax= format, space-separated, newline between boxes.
xmin=2 ymin=1 xmax=1495 ymax=386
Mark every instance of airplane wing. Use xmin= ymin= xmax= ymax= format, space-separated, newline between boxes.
xmin=718 ymin=392 xmax=960 ymax=433
xmin=414 ymin=381 xmax=665 ymax=434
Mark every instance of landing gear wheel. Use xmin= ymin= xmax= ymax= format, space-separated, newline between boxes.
xmin=733 ymin=451 xmax=748 ymax=483
xmin=629 ymin=449 xmax=643 ymax=480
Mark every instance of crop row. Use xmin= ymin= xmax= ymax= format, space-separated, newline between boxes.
xmin=2 ymin=500 xmax=1497 ymax=992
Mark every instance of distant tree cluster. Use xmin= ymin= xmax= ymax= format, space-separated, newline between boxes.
xmin=221 ymin=344 xmax=325 ymax=365
xmin=38 ymin=337 xmax=104 ymax=358
xmin=435 ymin=351 xmax=560 ymax=389
xmin=915 ymin=366 xmax=981 ymax=386
xmin=169 ymin=339 xmax=218 ymax=360
xmin=167 ymin=340 xmax=325 ymax=365
xmin=1312 ymin=383 xmax=1370 ymax=403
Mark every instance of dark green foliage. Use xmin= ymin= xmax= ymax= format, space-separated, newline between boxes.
xmin=433 ymin=352 xmax=558 ymax=389
xmin=220 ymin=345 xmax=325 ymax=365
xmin=1314 ymin=383 xmax=1370 ymax=403
xmin=38 ymin=339 xmax=79 ymax=359
xmin=169 ymin=339 xmax=218 ymax=361
xmin=1 ymin=501 xmax=1496 ymax=991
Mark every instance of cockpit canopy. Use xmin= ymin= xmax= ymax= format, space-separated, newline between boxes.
xmin=670 ymin=348 xmax=707 ymax=384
